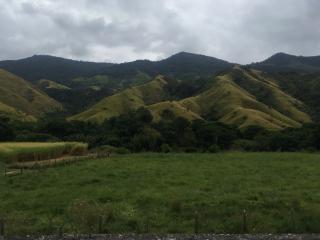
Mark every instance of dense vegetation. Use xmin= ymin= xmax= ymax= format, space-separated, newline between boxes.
xmin=1 ymin=107 xmax=320 ymax=153
xmin=1 ymin=153 xmax=320 ymax=235
xmin=1 ymin=52 xmax=320 ymax=153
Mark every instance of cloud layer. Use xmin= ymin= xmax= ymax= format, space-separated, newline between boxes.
xmin=0 ymin=0 xmax=319 ymax=63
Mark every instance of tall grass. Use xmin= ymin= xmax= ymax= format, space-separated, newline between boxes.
xmin=0 ymin=142 xmax=88 ymax=163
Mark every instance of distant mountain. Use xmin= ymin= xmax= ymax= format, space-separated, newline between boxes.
xmin=0 ymin=69 xmax=62 ymax=121
xmin=2 ymin=52 xmax=320 ymax=128
xmin=0 ymin=52 xmax=232 ymax=84
xmin=250 ymin=52 xmax=320 ymax=72
xmin=0 ymin=55 xmax=112 ymax=83
xmin=99 ymin=51 xmax=232 ymax=77
xmin=0 ymin=52 xmax=233 ymax=116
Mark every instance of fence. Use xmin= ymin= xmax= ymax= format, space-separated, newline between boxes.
xmin=3 ymin=152 xmax=111 ymax=176
xmin=0 ymin=209 xmax=250 ymax=238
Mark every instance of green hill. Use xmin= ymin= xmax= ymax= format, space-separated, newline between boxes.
xmin=0 ymin=69 xmax=63 ymax=121
xmin=0 ymin=102 xmax=36 ymax=121
xmin=70 ymin=76 xmax=169 ymax=122
xmin=70 ymin=66 xmax=311 ymax=129
xmin=147 ymin=101 xmax=202 ymax=122
xmin=180 ymin=66 xmax=311 ymax=129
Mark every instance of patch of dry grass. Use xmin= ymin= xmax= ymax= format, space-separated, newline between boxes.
xmin=0 ymin=142 xmax=88 ymax=163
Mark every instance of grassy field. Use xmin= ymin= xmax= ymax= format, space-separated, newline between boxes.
xmin=0 ymin=152 xmax=320 ymax=235
xmin=0 ymin=142 xmax=88 ymax=163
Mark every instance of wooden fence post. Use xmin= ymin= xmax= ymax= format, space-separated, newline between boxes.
xmin=0 ymin=218 xmax=5 ymax=238
xmin=194 ymin=210 xmax=199 ymax=234
xmin=98 ymin=215 xmax=103 ymax=233
xmin=242 ymin=209 xmax=247 ymax=233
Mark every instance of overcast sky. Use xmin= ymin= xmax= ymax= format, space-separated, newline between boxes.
xmin=0 ymin=0 xmax=319 ymax=64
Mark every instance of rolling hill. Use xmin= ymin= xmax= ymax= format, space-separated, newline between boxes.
xmin=0 ymin=69 xmax=63 ymax=121
xmin=70 ymin=66 xmax=311 ymax=129
xmin=180 ymin=66 xmax=311 ymax=129
xmin=1 ymin=52 xmax=320 ymax=129
xmin=70 ymin=76 xmax=170 ymax=122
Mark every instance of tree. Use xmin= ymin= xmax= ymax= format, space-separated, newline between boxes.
xmin=0 ymin=117 xmax=15 ymax=141
xmin=132 ymin=127 xmax=162 ymax=151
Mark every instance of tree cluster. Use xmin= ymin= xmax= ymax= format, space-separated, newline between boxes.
xmin=1 ymin=108 xmax=320 ymax=153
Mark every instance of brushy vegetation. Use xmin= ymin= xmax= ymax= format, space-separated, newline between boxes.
xmin=2 ymin=106 xmax=320 ymax=153
xmin=0 ymin=142 xmax=88 ymax=163
xmin=0 ymin=153 xmax=320 ymax=235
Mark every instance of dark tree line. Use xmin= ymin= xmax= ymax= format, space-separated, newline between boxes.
xmin=1 ymin=108 xmax=320 ymax=153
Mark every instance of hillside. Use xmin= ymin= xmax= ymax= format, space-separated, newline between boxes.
xmin=70 ymin=76 xmax=169 ymax=122
xmin=1 ymin=52 xmax=319 ymax=129
xmin=71 ymin=66 xmax=311 ymax=129
xmin=0 ymin=102 xmax=36 ymax=121
xmin=180 ymin=66 xmax=311 ymax=129
xmin=147 ymin=101 xmax=202 ymax=122
xmin=0 ymin=69 xmax=63 ymax=120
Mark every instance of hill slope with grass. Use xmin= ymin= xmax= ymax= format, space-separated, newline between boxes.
xmin=71 ymin=66 xmax=311 ymax=129
xmin=180 ymin=66 xmax=311 ymax=129
xmin=70 ymin=76 xmax=170 ymax=122
xmin=0 ymin=69 xmax=63 ymax=121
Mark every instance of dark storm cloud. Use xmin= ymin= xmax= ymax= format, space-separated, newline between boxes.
xmin=0 ymin=0 xmax=319 ymax=63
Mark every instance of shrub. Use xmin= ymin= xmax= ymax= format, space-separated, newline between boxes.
xmin=116 ymin=147 xmax=131 ymax=154
xmin=232 ymin=139 xmax=259 ymax=151
xmin=160 ymin=144 xmax=172 ymax=153
xmin=93 ymin=145 xmax=130 ymax=155
xmin=208 ymin=144 xmax=220 ymax=153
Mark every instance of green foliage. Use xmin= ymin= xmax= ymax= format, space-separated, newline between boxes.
xmin=232 ymin=139 xmax=259 ymax=151
xmin=94 ymin=145 xmax=130 ymax=155
xmin=208 ymin=144 xmax=220 ymax=153
xmin=0 ymin=117 xmax=15 ymax=141
xmin=160 ymin=143 xmax=172 ymax=153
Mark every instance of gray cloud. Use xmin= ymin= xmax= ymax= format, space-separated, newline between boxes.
xmin=0 ymin=0 xmax=319 ymax=63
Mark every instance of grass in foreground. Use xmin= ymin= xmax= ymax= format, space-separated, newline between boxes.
xmin=0 ymin=142 xmax=88 ymax=163
xmin=0 ymin=152 xmax=320 ymax=235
